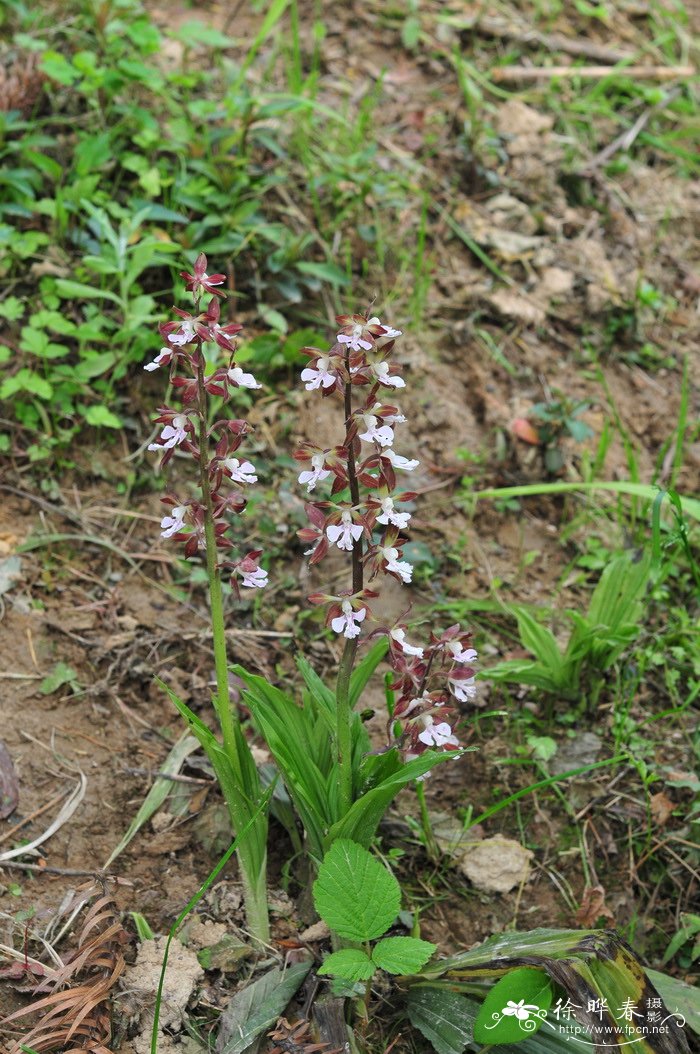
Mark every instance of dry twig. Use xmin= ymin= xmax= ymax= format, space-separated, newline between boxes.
xmin=491 ymin=64 xmax=694 ymax=83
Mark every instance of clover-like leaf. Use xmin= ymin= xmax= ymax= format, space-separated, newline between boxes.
xmin=371 ymin=936 xmax=436 ymax=975
xmin=313 ymin=839 xmax=400 ymax=942
xmin=317 ymin=949 xmax=374 ymax=982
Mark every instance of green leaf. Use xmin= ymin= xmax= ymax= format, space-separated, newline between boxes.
xmin=326 ymin=749 xmax=461 ymax=847
xmin=0 ymin=369 xmax=53 ymax=401
xmin=168 ymin=20 xmax=234 ymax=47
xmin=646 ymin=968 xmax=700 ymax=1038
xmin=20 ymin=326 xmax=69 ymax=359
xmin=406 ymin=988 xmax=474 ymax=1054
xmin=318 ymin=949 xmax=374 ymax=982
xmin=81 ymin=405 xmax=123 ymax=429
xmin=74 ymin=352 xmax=116 ymax=381
xmin=372 ymin=936 xmax=436 ymax=975
xmin=0 ymin=296 xmax=24 ymax=322
xmin=129 ymin=912 xmax=155 ymax=941
xmin=473 ymin=967 xmax=552 ymax=1045
xmin=216 ymin=961 xmax=311 ymax=1054
xmin=74 ymin=132 xmax=113 ymax=175
xmin=40 ymin=50 xmax=80 ymax=85
xmin=313 ymin=839 xmax=400 ymax=942
xmin=40 ymin=662 xmax=77 ymax=695
xmin=296 ymin=260 xmax=350 ymax=286
xmin=54 ymin=279 xmax=121 ymax=304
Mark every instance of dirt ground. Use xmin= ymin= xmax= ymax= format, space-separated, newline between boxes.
xmin=1 ymin=0 xmax=699 ymax=1050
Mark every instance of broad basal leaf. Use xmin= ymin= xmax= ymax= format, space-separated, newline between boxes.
xmin=406 ymin=988 xmax=474 ymax=1054
xmin=317 ymin=949 xmax=374 ymax=982
xmin=372 ymin=937 xmax=436 ymax=975
xmin=473 ymin=967 xmax=552 ymax=1045
xmin=313 ymin=839 xmax=400 ymax=942
xmin=215 ymin=960 xmax=311 ymax=1054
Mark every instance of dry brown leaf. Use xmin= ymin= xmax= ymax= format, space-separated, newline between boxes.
xmin=575 ymin=885 xmax=615 ymax=927
xmin=650 ymin=791 xmax=675 ymax=826
xmin=2 ymin=883 xmax=128 ymax=1054
xmin=511 ymin=418 xmax=541 ymax=445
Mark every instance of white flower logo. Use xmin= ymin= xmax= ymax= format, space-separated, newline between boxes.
xmin=502 ymin=999 xmax=541 ymax=1021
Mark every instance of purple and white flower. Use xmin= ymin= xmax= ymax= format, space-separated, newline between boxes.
xmin=227 ymin=365 xmax=262 ymax=389
xmin=446 ymin=641 xmax=478 ymax=664
xmin=145 ymin=347 xmax=172 ymax=372
xmin=168 ymin=320 xmax=196 ymax=347
xmin=301 ymin=356 xmax=336 ymax=391
xmin=385 ymin=448 xmax=419 ymax=472
xmin=338 ymin=324 xmax=373 ymax=353
xmin=380 ymin=545 xmax=413 ymax=583
xmin=448 ymin=673 xmax=477 ymax=702
xmin=331 ymin=600 xmax=366 ymax=639
xmin=376 ymin=496 xmax=411 ymax=529
xmin=390 ymin=627 xmax=424 ymax=657
xmin=160 ymin=505 xmax=187 ymax=538
xmin=240 ymin=566 xmax=268 ymax=589
xmin=298 ymin=453 xmax=331 ymax=492
xmin=222 ymin=457 xmax=258 ymax=484
xmin=148 ymin=414 xmax=189 ymax=451
xmin=326 ymin=511 xmax=363 ymax=551
xmin=358 ymin=413 xmax=395 ymax=447
xmin=418 ymin=720 xmax=459 ymax=749
xmin=371 ymin=361 xmax=405 ymax=388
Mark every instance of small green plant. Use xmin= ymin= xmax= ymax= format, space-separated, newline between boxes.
xmin=312 ymin=839 xmax=436 ymax=984
xmin=661 ymin=913 xmax=700 ymax=970
xmin=487 ymin=550 xmax=650 ymax=711
xmin=527 ymin=393 xmax=594 ymax=474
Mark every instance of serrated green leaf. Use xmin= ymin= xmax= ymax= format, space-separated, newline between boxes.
xmin=0 ymin=296 xmax=24 ymax=322
xmin=473 ymin=968 xmax=552 ymax=1045
xmin=318 ymin=949 xmax=374 ymax=982
xmin=40 ymin=662 xmax=78 ymax=695
xmin=0 ymin=369 xmax=53 ymax=400
xmin=313 ymin=839 xmax=400 ymax=942
xmin=406 ymin=988 xmax=474 ymax=1054
xmin=372 ymin=936 xmax=436 ymax=975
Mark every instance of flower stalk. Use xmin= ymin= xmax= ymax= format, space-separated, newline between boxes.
xmin=147 ymin=253 xmax=269 ymax=942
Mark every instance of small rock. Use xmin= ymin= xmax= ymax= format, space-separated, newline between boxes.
xmin=458 ymin=837 xmax=533 ymax=893
xmin=551 ymin=732 xmax=602 ymax=776
xmin=124 ymin=936 xmax=204 ymax=1052
xmin=488 ymin=290 xmax=546 ymax=326
xmin=197 ymin=934 xmax=251 ymax=973
xmin=300 ymin=920 xmax=331 ymax=942
xmin=539 ymin=266 xmax=574 ymax=299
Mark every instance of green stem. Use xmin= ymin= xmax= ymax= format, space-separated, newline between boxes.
xmin=336 ymin=637 xmax=358 ymax=814
xmin=196 ymin=364 xmax=239 ymax=763
xmin=335 ymin=352 xmax=364 ymax=815
xmin=195 ymin=351 xmax=269 ymax=944
xmin=416 ymin=781 xmax=439 ymax=863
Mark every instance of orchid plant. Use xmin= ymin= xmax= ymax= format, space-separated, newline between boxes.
xmin=148 ymin=253 xmax=479 ymax=937
xmin=237 ymin=304 xmax=479 ymax=861
xmin=146 ymin=253 xmax=270 ymax=943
